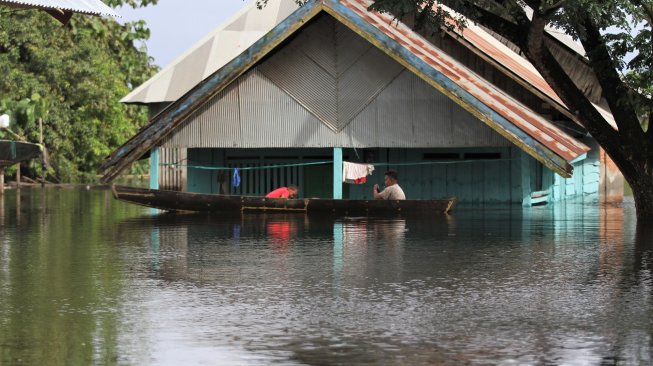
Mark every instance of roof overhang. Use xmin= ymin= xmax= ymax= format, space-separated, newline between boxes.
xmin=0 ymin=0 xmax=119 ymax=24
xmin=440 ymin=5 xmax=617 ymax=130
xmin=99 ymin=0 xmax=589 ymax=183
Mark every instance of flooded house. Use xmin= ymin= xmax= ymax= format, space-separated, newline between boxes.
xmin=100 ymin=0 xmax=623 ymax=205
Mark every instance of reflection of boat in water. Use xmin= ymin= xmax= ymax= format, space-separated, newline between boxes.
xmin=0 ymin=140 xmax=42 ymax=167
xmin=112 ymin=185 xmax=456 ymax=216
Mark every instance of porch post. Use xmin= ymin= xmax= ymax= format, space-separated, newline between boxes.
xmin=521 ymin=152 xmax=531 ymax=207
xmin=333 ymin=147 xmax=342 ymax=199
xmin=150 ymin=147 xmax=159 ymax=190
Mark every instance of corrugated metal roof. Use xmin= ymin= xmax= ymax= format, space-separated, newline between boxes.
xmin=121 ymin=0 xmax=299 ymax=104
xmin=331 ymin=0 xmax=588 ymax=162
xmin=0 ymin=0 xmax=118 ymax=17
xmin=441 ymin=5 xmax=617 ymax=130
xmin=99 ymin=0 xmax=590 ymax=182
xmin=121 ymin=0 xmax=613 ymax=132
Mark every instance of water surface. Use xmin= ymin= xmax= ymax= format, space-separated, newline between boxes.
xmin=0 ymin=188 xmax=651 ymax=365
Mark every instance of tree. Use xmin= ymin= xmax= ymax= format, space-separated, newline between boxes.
xmin=258 ymin=0 xmax=652 ymax=218
xmin=329 ymin=0 xmax=652 ymax=219
xmin=0 ymin=0 xmax=159 ymax=182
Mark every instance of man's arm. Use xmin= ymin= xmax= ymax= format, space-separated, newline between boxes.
xmin=373 ymin=184 xmax=384 ymax=200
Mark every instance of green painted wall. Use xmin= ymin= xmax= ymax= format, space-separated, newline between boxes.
xmin=187 ymin=148 xmax=333 ymax=198
xmin=185 ymin=146 xmax=601 ymax=204
xmin=344 ymin=147 xmax=519 ymax=203
xmin=187 ymin=148 xmax=223 ymax=194
xmin=546 ymin=139 xmax=601 ymax=203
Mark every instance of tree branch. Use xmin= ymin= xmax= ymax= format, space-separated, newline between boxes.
xmin=439 ymin=0 xmax=529 ymax=48
xmin=524 ymin=11 xmax=634 ymax=174
xmin=577 ymin=14 xmax=644 ymax=140
xmin=629 ymin=0 xmax=653 ymax=27
xmin=521 ymin=0 xmax=542 ymax=12
xmin=541 ymin=0 xmax=567 ymax=17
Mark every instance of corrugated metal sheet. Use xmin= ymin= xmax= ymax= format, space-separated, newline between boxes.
xmin=162 ymin=77 xmax=242 ymax=147
xmin=166 ymin=43 xmax=510 ymax=149
xmin=163 ymin=16 xmax=510 ymax=149
xmin=294 ymin=15 xmax=338 ymax=77
xmin=445 ymin=16 xmax=565 ymax=108
xmin=101 ymin=0 xmax=593 ymax=182
xmin=330 ymin=0 xmax=589 ymax=164
xmin=335 ymin=21 xmax=372 ymax=77
xmin=259 ymin=15 xmax=404 ymax=132
xmin=338 ymin=45 xmax=404 ymax=128
xmin=0 ymin=0 xmax=118 ymax=17
xmin=121 ymin=0 xmax=299 ymax=104
xmin=441 ymin=4 xmax=615 ymax=129
xmin=259 ymin=43 xmax=339 ymax=130
xmin=343 ymin=101 xmax=376 ymax=147
xmin=239 ymin=69 xmax=337 ymax=147
xmin=370 ymin=70 xmax=508 ymax=147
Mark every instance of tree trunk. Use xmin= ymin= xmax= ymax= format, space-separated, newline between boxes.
xmin=634 ymin=219 xmax=653 ymax=279
xmin=628 ymin=172 xmax=653 ymax=220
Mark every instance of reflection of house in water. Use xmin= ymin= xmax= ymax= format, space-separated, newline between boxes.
xmin=333 ymin=218 xmax=410 ymax=286
xmin=101 ymin=0 xmax=624 ymax=206
xmin=134 ymin=214 xmax=415 ymax=284
xmin=129 ymin=214 xmax=326 ymax=283
xmin=134 ymin=203 xmax=641 ymax=293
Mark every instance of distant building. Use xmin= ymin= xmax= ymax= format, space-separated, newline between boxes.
xmin=101 ymin=0 xmax=623 ymax=205
xmin=0 ymin=0 xmax=119 ymax=24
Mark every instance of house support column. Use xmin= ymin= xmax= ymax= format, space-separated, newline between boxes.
xmin=150 ymin=147 xmax=159 ymax=190
xmin=0 ymin=167 xmax=4 ymax=195
xmin=521 ymin=152 xmax=532 ymax=207
xmin=333 ymin=147 xmax=342 ymax=199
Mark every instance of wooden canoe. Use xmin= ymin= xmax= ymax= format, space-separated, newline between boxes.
xmin=112 ymin=185 xmax=456 ymax=216
xmin=0 ymin=140 xmax=42 ymax=167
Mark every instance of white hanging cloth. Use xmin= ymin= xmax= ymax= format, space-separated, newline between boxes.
xmin=342 ymin=162 xmax=375 ymax=184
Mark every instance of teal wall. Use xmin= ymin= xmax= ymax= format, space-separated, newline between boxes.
xmin=187 ymin=148 xmax=223 ymax=194
xmin=546 ymin=139 xmax=601 ymax=203
xmin=186 ymin=146 xmax=601 ymax=204
xmin=187 ymin=148 xmax=334 ymax=198
xmin=344 ymin=147 xmax=521 ymax=203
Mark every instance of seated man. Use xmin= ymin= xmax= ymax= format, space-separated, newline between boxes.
xmin=373 ymin=170 xmax=406 ymax=200
xmin=266 ymin=184 xmax=299 ymax=199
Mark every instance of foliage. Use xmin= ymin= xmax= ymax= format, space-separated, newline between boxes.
xmin=0 ymin=1 xmax=158 ymax=182
xmin=366 ymin=0 xmax=651 ymax=116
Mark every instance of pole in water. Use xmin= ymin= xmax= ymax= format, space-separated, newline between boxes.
xmin=39 ymin=118 xmax=44 ymax=188
xmin=0 ymin=167 xmax=4 ymax=195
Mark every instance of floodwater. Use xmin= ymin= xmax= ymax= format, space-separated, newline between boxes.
xmin=0 ymin=188 xmax=651 ymax=365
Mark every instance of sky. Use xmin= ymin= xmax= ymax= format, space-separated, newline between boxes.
xmin=117 ymin=0 xmax=252 ymax=68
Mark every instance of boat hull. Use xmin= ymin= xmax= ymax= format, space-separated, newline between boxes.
xmin=112 ymin=185 xmax=456 ymax=216
xmin=0 ymin=140 xmax=42 ymax=167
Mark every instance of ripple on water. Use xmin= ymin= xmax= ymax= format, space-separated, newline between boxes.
xmin=1 ymin=191 xmax=651 ymax=364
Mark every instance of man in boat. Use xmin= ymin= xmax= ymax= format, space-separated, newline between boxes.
xmin=373 ymin=170 xmax=406 ymax=200
xmin=266 ymin=184 xmax=299 ymax=199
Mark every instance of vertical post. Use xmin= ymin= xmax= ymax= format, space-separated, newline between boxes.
xmin=521 ymin=152 xmax=532 ymax=207
xmin=0 ymin=167 xmax=4 ymax=195
xmin=150 ymin=146 xmax=159 ymax=190
xmin=16 ymin=165 xmax=21 ymax=186
xmin=333 ymin=147 xmax=342 ymax=199
xmin=39 ymin=118 xmax=44 ymax=187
